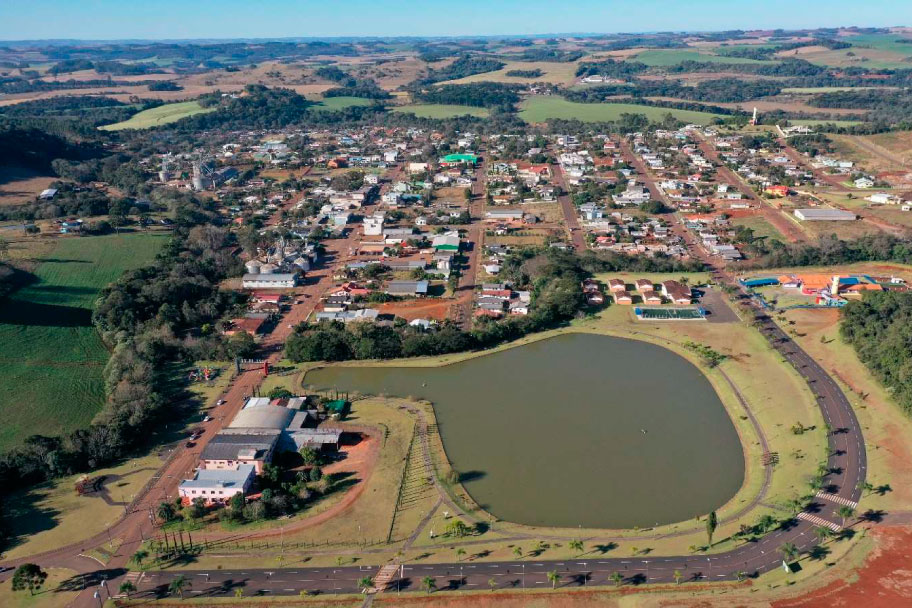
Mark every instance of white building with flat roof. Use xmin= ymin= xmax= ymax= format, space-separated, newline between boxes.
xmin=179 ymin=464 xmax=255 ymax=505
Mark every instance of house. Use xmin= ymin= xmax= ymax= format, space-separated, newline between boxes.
xmin=614 ymin=291 xmax=633 ymax=305
xmin=634 ymin=279 xmax=654 ymax=292
xmin=200 ymin=431 xmax=280 ymax=474
xmin=607 ymin=279 xmax=627 ymax=293
xmin=661 ymin=280 xmax=692 ymax=304
xmin=38 ymin=188 xmax=58 ymax=200
xmin=764 ymin=185 xmax=790 ymax=197
xmin=640 ymin=290 xmax=663 ymax=304
xmin=386 ymin=280 xmax=429 ymax=297
xmin=179 ymin=464 xmax=256 ymax=506
xmin=853 ymin=177 xmax=875 ymax=189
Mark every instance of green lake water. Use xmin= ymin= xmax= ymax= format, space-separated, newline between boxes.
xmin=305 ymin=333 xmax=745 ymax=529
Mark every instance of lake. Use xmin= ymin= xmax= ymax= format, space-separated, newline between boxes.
xmin=305 ymin=333 xmax=745 ymax=529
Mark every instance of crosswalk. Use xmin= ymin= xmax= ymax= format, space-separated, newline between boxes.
xmin=797 ymin=512 xmax=843 ymax=532
xmin=370 ymin=564 xmax=400 ymax=593
xmin=114 ymin=571 xmax=145 ymax=597
xmin=815 ymin=491 xmax=858 ymax=509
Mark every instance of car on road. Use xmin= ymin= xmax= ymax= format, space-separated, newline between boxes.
xmin=203 ymin=415 xmax=212 ymax=422
xmin=216 ymin=399 xmax=225 ymax=406
xmin=185 ymin=441 xmax=196 ymax=448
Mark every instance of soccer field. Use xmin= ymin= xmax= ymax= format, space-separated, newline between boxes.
xmin=0 ymin=233 xmax=167 ymax=449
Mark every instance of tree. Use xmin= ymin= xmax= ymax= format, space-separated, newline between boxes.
xmin=131 ymin=549 xmax=149 ymax=570
xmin=456 ymin=547 xmax=467 ymax=561
xmin=488 ymin=577 xmax=497 ymax=591
xmin=0 ymin=237 xmax=9 ymax=260
xmin=299 ymin=446 xmax=321 ymax=465
xmin=569 ymin=539 xmax=584 ymax=556
xmin=706 ymin=511 xmax=718 ymax=546
xmin=445 ymin=519 xmax=471 ymax=538
xmin=235 ymin=588 xmax=244 ymax=598
xmin=512 ymin=545 xmax=523 ymax=559
xmin=547 ymin=570 xmax=560 ymax=589
xmin=422 ymin=575 xmax=436 ymax=594
xmin=11 ymin=564 xmax=48 ymax=595
xmin=673 ymin=569 xmax=683 ymax=585
xmin=611 ymin=571 xmax=624 ymax=587
xmin=119 ymin=581 xmax=137 ymax=595
xmin=780 ymin=542 xmax=799 ymax=563
xmin=157 ymin=501 xmax=176 ymax=522
xmin=814 ymin=526 xmax=833 ymax=542
xmin=837 ymin=506 xmax=855 ymax=527
xmin=735 ymin=570 xmax=748 ymax=582
xmin=169 ymin=575 xmax=189 ymax=599
xmin=358 ymin=576 xmax=374 ymax=593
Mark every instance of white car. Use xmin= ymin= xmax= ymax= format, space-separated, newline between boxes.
xmin=203 ymin=415 xmax=212 ymax=422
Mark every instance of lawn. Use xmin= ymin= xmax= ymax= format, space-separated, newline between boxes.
xmin=3 ymin=454 xmax=161 ymax=559
xmin=632 ymin=49 xmax=777 ymax=66
xmin=519 ymin=96 xmax=723 ymax=125
xmin=0 ymin=567 xmax=81 ymax=608
xmin=391 ymin=104 xmax=490 ymax=118
xmin=0 ymin=232 xmax=167 ymax=449
xmin=99 ymin=100 xmax=215 ymax=130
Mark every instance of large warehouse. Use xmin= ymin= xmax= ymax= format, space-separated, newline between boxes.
xmin=793 ymin=208 xmax=857 ymax=221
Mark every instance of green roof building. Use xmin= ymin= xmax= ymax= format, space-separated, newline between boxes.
xmin=440 ymin=153 xmax=478 ymax=165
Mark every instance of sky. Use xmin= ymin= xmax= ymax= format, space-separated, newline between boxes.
xmin=2 ymin=0 xmax=911 ymax=41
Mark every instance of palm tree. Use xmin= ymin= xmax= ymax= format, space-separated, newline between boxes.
xmin=119 ymin=581 xmax=137 ymax=595
xmin=814 ymin=526 xmax=833 ymax=542
xmin=569 ymin=539 xmax=584 ymax=556
xmin=512 ymin=545 xmax=523 ymax=559
xmin=858 ymin=481 xmax=874 ymax=495
xmin=456 ymin=547 xmax=466 ymax=561
xmin=735 ymin=570 xmax=748 ymax=582
xmin=234 ymin=588 xmax=244 ymax=598
xmin=547 ymin=570 xmax=560 ymax=589
xmin=488 ymin=578 xmax=497 ymax=591
xmin=673 ymin=569 xmax=683 ymax=585
xmin=780 ymin=542 xmax=799 ymax=563
xmin=357 ymin=576 xmax=373 ymax=593
xmin=131 ymin=549 xmax=149 ymax=571
xmin=706 ymin=511 xmax=718 ymax=546
xmin=169 ymin=575 xmax=189 ymax=599
xmin=611 ymin=571 xmax=624 ymax=587
xmin=422 ymin=575 xmax=436 ymax=595
xmin=837 ymin=506 xmax=855 ymax=527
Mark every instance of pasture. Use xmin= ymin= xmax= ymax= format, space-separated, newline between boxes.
xmin=519 ymin=96 xmax=722 ymax=125
xmin=0 ymin=233 xmax=167 ymax=450
xmin=308 ymin=96 xmax=375 ymax=112
xmin=441 ymin=60 xmax=580 ymax=86
xmin=391 ymin=104 xmax=490 ymax=118
xmin=98 ymin=100 xmax=214 ymax=130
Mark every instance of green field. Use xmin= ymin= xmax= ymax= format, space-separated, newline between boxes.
xmin=308 ymin=96 xmax=375 ymax=112
xmin=519 ymin=96 xmax=723 ymax=125
xmin=632 ymin=49 xmax=776 ymax=66
xmin=790 ymin=118 xmax=864 ymax=127
xmin=733 ymin=215 xmax=785 ymax=243
xmin=781 ymin=86 xmax=889 ymax=94
xmin=99 ymin=100 xmax=215 ymax=130
xmin=391 ymin=104 xmax=490 ymax=118
xmin=0 ymin=233 xmax=167 ymax=449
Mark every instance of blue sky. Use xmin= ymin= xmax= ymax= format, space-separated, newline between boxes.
xmin=2 ymin=0 xmax=910 ymax=41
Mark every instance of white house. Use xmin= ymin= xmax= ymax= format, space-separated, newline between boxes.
xmin=179 ymin=464 xmax=255 ymax=505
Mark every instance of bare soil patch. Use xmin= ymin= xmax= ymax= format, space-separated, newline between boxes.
xmin=0 ymin=167 xmax=55 ymax=206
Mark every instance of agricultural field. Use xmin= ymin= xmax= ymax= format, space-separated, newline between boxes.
xmin=391 ymin=104 xmax=490 ymax=118
xmin=0 ymin=232 xmax=167 ymax=450
xmin=632 ymin=49 xmax=776 ymax=66
xmin=0 ymin=166 xmax=57 ymax=207
xmin=98 ymin=100 xmax=215 ymax=130
xmin=779 ymin=35 xmax=912 ymax=70
xmin=442 ymin=60 xmax=580 ymax=86
xmin=518 ymin=96 xmax=722 ymax=125
xmin=307 ymin=96 xmax=375 ymax=112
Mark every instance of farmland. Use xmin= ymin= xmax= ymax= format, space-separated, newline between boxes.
xmin=441 ymin=60 xmax=580 ymax=86
xmin=0 ymin=233 xmax=167 ymax=449
xmin=307 ymin=96 xmax=374 ymax=112
xmin=98 ymin=100 xmax=214 ymax=130
xmin=519 ymin=96 xmax=723 ymax=125
xmin=391 ymin=103 xmax=490 ymax=118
